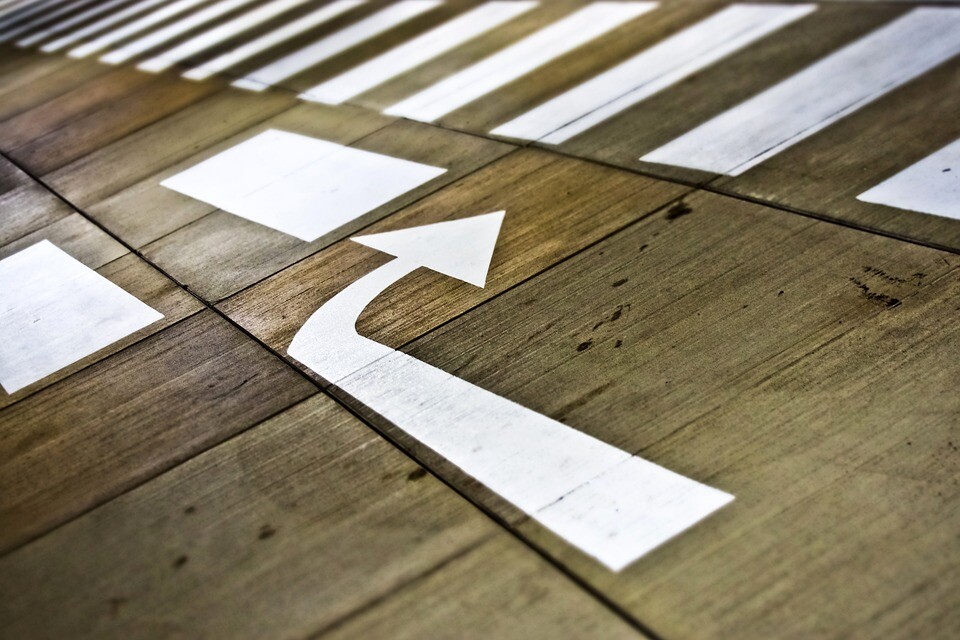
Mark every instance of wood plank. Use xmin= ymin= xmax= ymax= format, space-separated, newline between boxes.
xmin=0 ymin=67 xmax=157 ymax=152
xmin=711 ymin=51 xmax=960 ymax=252
xmin=0 ymin=211 xmax=204 ymax=407
xmin=84 ymin=100 xmax=391 ymax=248
xmin=144 ymin=117 xmax=514 ymax=302
xmin=348 ymin=0 xmax=586 ymax=112
xmin=218 ymin=149 xmax=688 ymax=354
xmin=0 ymin=179 xmax=78 ymax=247
xmin=0 ymin=393 xmax=643 ymax=640
xmin=0 ymin=54 xmax=110 ymax=123
xmin=6 ymin=70 xmax=220 ymax=176
xmin=44 ymin=87 xmax=297 ymax=208
xmin=0 ymin=310 xmax=316 ymax=553
xmin=318 ymin=535 xmax=641 ymax=640
xmin=387 ymin=189 xmax=960 ymax=638
xmin=532 ymin=3 xmax=903 ymax=185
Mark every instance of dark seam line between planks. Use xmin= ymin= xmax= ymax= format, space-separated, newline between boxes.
xmin=0 ymin=149 xmax=667 ymax=640
xmin=303 ymin=536 xmax=494 ymax=640
xmin=5 ymin=38 xmax=951 ymax=258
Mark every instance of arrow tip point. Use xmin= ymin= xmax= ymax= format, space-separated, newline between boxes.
xmin=353 ymin=211 xmax=506 ymax=287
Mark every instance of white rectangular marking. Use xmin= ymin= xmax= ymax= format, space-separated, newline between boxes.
xmin=160 ymin=129 xmax=447 ymax=241
xmin=383 ymin=2 xmax=657 ymax=123
xmin=641 ymin=8 xmax=960 ymax=176
xmin=181 ymin=0 xmax=364 ymax=81
xmin=68 ymin=0 xmax=210 ymax=59
xmin=857 ymin=138 xmax=960 ymax=220
xmin=299 ymin=1 xmax=538 ymax=105
xmin=17 ymin=0 xmax=131 ymax=48
xmin=40 ymin=0 xmax=167 ymax=53
xmin=136 ymin=0 xmax=314 ymax=73
xmin=230 ymin=0 xmax=441 ymax=92
xmin=492 ymin=3 xmax=816 ymax=144
xmin=99 ymin=0 xmax=259 ymax=65
xmin=0 ymin=240 xmax=163 ymax=394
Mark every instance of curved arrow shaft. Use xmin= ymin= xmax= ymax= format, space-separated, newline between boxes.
xmin=289 ymin=259 xmax=732 ymax=571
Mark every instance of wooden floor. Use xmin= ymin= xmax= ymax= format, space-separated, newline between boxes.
xmin=1 ymin=0 xmax=958 ymax=638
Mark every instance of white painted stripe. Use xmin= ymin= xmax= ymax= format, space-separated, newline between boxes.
xmin=492 ymin=3 xmax=816 ymax=144
xmin=0 ymin=240 xmax=163 ymax=395
xmin=287 ymin=214 xmax=732 ymax=570
xmin=0 ymin=0 xmax=64 ymax=29
xmin=181 ymin=0 xmax=363 ymax=81
xmin=384 ymin=2 xmax=657 ymax=123
xmin=40 ymin=0 xmax=167 ymax=53
xmin=641 ymin=8 xmax=960 ymax=176
xmin=160 ymin=129 xmax=446 ymax=241
xmin=857 ymin=138 xmax=960 ymax=220
xmin=0 ymin=0 xmax=93 ymax=42
xmin=299 ymin=1 xmax=537 ymax=105
xmin=136 ymin=0 xmax=313 ymax=73
xmin=68 ymin=0 xmax=209 ymax=59
xmin=17 ymin=0 xmax=131 ymax=47
xmin=100 ymin=0 xmax=260 ymax=65
xmin=230 ymin=0 xmax=441 ymax=92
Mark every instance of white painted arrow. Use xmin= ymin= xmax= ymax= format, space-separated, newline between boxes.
xmin=288 ymin=212 xmax=732 ymax=570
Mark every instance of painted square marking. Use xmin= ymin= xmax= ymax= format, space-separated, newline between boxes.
xmin=0 ymin=240 xmax=163 ymax=394
xmin=161 ymin=129 xmax=447 ymax=242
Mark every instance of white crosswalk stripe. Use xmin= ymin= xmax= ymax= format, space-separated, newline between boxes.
xmin=858 ymin=137 xmax=960 ymax=220
xmin=137 ymin=0 xmax=315 ymax=73
xmin=99 ymin=0 xmax=261 ymax=65
xmin=231 ymin=0 xmax=441 ymax=92
xmin=300 ymin=0 xmax=538 ymax=105
xmin=641 ymin=8 xmax=960 ymax=176
xmin=383 ymin=1 xmax=657 ymax=123
xmin=39 ymin=0 xmax=168 ymax=53
xmin=491 ymin=3 xmax=816 ymax=144
xmin=68 ymin=0 xmax=210 ymax=59
xmin=17 ymin=0 xmax=133 ymax=48
xmin=182 ymin=0 xmax=365 ymax=81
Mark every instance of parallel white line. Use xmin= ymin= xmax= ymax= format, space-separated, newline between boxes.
xmin=99 ymin=0 xmax=260 ymax=65
xmin=299 ymin=0 xmax=537 ymax=105
xmin=40 ymin=0 xmax=167 ymax=53
xmin=181 ymin=0 xmax=364 ymax=81
xmin=641 ymin=8 xmax=960 ymax=176
xmin=137 ymin=0 xmax=314 ymax=73
xmin=0 ymin=0 xmax=92 ymax=42
xmin=68 ymin=0 xmax=209 ymax=59
xmin=383 ymin=1 xmax=657 ymax=123
xmin=231 ymin=0 xmax=441 ymax=92
xmin=858 ymin=137 xmax=960 ymax=221
xmin=492 ymin=3 xmax=816 ymax=144
xmin=0 ymin=0 xmax=69 ymax=31
xmin=17 ymin=0 xmax=133 ymax=48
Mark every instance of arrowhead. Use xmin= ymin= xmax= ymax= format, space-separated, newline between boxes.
xmin=352 ymin=211 xmax=504 ymax=287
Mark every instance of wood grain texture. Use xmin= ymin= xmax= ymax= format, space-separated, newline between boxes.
xmin=393 ymin=189 xmax=960 ymax=639
xmin=45 ymin=88 xmax=297 ymax=208
xmin=0 ymin=68 xmax=156 ymax=152
xmin=0 ymin=393 xmax=643 ymax=640
xmin=0 ymin=310 xmax=316 ymax=554
xmin=317 ymin=535 xmax=642 ymax=640
xmin=218 ymin=149 xmax=688 ymax=360
xmin=536 ymin=3 xmax=903 ymax=185
xmin=7 ymin=71 xmax=219 ymax=176
xmin=713 ymin=52 xmax=960 ymax=252
xmin=85 ymin=101 xmax=393 ymax=248
xmin=0 ymin=179 xmax=74 ymax=247
xmin=145 ymin=116 xmax=514 ymax=302
xmin=0 ymin=55 xmax=105 ymax=123
xmin=350 ymin=0 xmax=587 ymax=111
